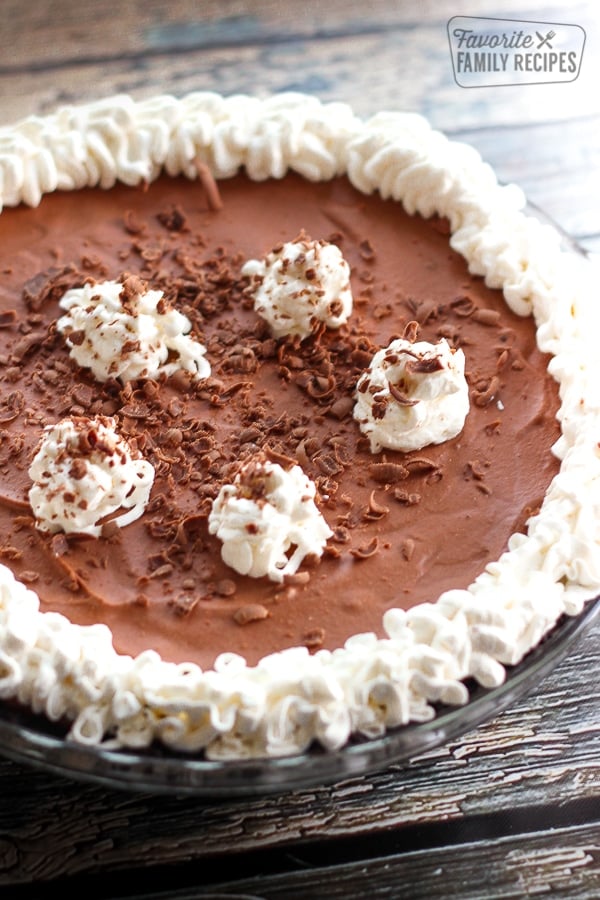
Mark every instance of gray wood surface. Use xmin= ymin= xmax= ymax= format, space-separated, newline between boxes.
xmin=0 ymin=1 xmax=599 ymax=896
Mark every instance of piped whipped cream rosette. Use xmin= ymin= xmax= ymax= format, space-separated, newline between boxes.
xmin=354 ymin=336 xmax=470 ymax=452
xmin=56 ymin=274 xmax=210 ymax=383
xmin=28 ymin=415 xmax=155 ymax=537
xmin=241 ymin=235 xmax=353 ymax=339
xmin=208 ymin=455 xmax=332 ymax=582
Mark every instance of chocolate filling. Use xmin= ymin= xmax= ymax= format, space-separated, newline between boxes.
xmin=0 ymin=173 xmax=561 ymax=668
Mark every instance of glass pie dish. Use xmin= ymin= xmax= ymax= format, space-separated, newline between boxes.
xmin=0 ymin=138 xmax=596 ymax=797
xmin=0 ymin=595 xmax=597 ymax=797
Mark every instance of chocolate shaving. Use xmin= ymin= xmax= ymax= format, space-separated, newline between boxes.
xmin=472 ymin=375 xmax=500 ymax=408
xmin=305 ymin=374 xmax=336 ymax=401
xmin=404 ymin=457 xmax=440 ymax=476
xmin=328 ymin=396 xmax=354 ymax=420
xmin=466 ymin=459 xmax=487 ymax=481
xmin=157 ymin=205 xmax=188 ymax=232
xmin=303 ymin=627 xmax=326 ymax=649
xmin=215 ymin=579 xmax=237 ymax=597
xmin=0 ymin=309 xmax=17 ymax=328
xmin=11 ymin=331 xmax=47 ymax=363
xmin=264 ymin=444 xmax=296 ymax=470
xmin=194 ymin=159 xmax=223 ymax=211
xmin=451 ymin=295 xmax=475 ymax=317
xmin=332 ymin=526 xmax=350 ymax=544
xmin=284 ymin=570 xmax=311 ymax=585
xmin=484 ymin=420 xmax=502 ymax=436
xmin=473 ymin=308 xmax=501 ymax=327
xmin=511 ymin=352 xmax=526 ymax=371
xmin=123 ymin=209 xmax=146 ymax=235
xmin=496 ymin=349 xmax=510 ymax=371
xmin=401 ymin=538 xmax=415 ymax=561
xmin=169 ymin=594 xmax=199 ymax=617
xmin=389 ymin=383 xmax=419 ymax=406
xmin=68 ymin=458 xmax=87 ymax=480
xmin=366 ymin=490 xmax=389 ymax=518
xmin=393 ymin=490 xmax=421 ymax=506
xmin=437 ymin=323 xmax=462 ymax=345
xmin=371 ymin=397 xmax=388 ymax=420
xmin=405 ymin=355 xmax=444 ymax=375
xmin=351 ymin=537 xmax=380 ymax=559
xmin=323 ymin=544 xmax=341 ymax=559
xmin=359 ymin=239 xmax=375 ymax=261
xmin=221 ymin=381 xmax=252 ymax=399
xmin=402 ymin=320 xmax=420 ymax=343
xmin=19 ymin=571 xmax=40 ymax=583
xmin=66 ymin=329 xmax=85 ymax=346
xmin=0 ymin=546 xmax=23 ymax=560
xmin=350 ymin=348 xmax=375 ymax=369
xmin=368 ymin=461 xmax=409 ymax=484
xmin=0 ymin=390 xmax=25 ymax=424
xmin=221 ymin=345 xmax=257 ymax=374
xmin=120 ymin=402 xmax=151 ymax=419
xmin=149 ymin=562 xmax=174 ymax=579
xmin=119 ymin=273 xmax=148 ymax=311
xmin=70 ymin=384 xmax=94 ymax=409
xmin=22 ymin=264 xmax=83 ymax=312
xmin=233 ymin=604 xmax=270 ymax=625
xmin=406 ymin=299 xmax=439 ymax=324
xmin=314 ymin=452 xmax=343 ymax=477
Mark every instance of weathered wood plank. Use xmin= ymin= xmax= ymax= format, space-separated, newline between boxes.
xmin=1 ymin=0 xmax=580 ymax=69
xmin=0 ymin=616 xmax=597 ymax=886
xmin=164 ymin=822 xmax=600 ymax=900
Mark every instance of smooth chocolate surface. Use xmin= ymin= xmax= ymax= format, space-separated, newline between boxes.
xmin=0 ymin=173 xmax=561 ymax=668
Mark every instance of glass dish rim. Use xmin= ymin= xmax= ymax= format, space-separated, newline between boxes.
xmin=0 ymin=595 xmax=597 ymax=797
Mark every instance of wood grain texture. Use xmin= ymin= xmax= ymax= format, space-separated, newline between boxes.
xmin=0 ymin=1 xmax=599 ymax=895
xmin=135 ymin=823 xmax=600 ymax=899
xmin=1 ymin=0 xmax=579 ymax=68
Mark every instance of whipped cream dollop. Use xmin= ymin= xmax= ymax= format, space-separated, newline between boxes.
xmin=28 ymin=415 xmax=155 ymax=537
xmin=354 ymin=337 xmax=470 ymax=452
xmin=208 ymin=456 xmax=332 ymax=582
xmin=241 ymin=236 xmax=353 ymax=339
xmin=57 ymin=275 xmax=210 ymax=383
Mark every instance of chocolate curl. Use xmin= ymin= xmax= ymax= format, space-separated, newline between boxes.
xmin=193 ymin=159 xmax=223 ymax=211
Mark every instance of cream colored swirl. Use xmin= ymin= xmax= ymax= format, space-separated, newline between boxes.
xmin=28 ymin=415 xmax=155 ymax=537
xmin=208 ymin=456 xmax=332 ymax=582
xmin=242 ymin=236 xmax=353 ymax=339
xmin=0 ymin=92 xmax=361 ymax=211
xmin=57 ymin=277 xmax=210 ymax=383
xmin=353 ymin=338 xmax=469 ymax=452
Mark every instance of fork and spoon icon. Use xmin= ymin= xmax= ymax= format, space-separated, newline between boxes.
xmin=536 ymin=29 xmax=555 ymax=48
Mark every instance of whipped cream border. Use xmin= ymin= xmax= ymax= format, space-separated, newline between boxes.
xmin=0 ymin=91 xmax=598 ymax=760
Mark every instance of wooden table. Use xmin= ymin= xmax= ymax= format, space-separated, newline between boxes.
xmin=1 ymin=2 xmax=599 ymax=896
